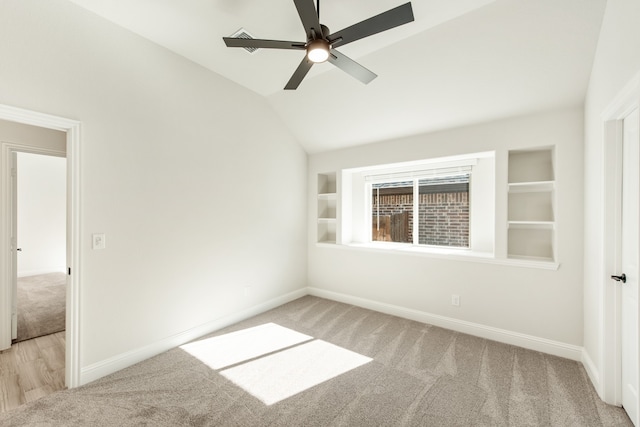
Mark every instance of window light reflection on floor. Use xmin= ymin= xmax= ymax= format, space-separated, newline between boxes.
xmin=180 ymin=323 xmax=372 ymax=405
xmin=221 ymin=339 xmax=372 ymax=405
xmin=180 ymin=323 xmax=312 ymax=370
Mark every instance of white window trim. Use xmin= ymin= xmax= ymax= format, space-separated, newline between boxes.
xmin=367 ymin=174 xmax=472 ymax=249
xmin=317 ymin=241 xmax=559 ymax=270
xmin=340 ymin=152 xmax=495 ymax=255
xmin=321 ymin=151 xmax=559 ymax=270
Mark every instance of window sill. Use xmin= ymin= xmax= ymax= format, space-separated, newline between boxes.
xmin=315 ymin=241 xmax=560 ymax=270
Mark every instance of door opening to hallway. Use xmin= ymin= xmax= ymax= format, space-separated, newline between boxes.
xmin=13 ymin=152 xmax=67 ymax=344
xmin=0 ymin=114 xmax=73 ymax=412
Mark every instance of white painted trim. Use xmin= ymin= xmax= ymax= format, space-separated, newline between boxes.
xmin=322 ymin=242 xmax=560 ymax=270
xmin=66 ymin=120 xmax=82 ymax=389
xmin=0 ymin=104 xmax=79 ymax=131
xmin=600 ymin=72 xmax=640 ymax=405
xmin=601 ymin=72 xmax=640 ymax=120
xmin=80 ymin=288 xmax=308 ymax=385
xmin=0 ymin=104 xmax=82 ymax=389
xmin=0 ymin=144 xmax=18 ymax=348
xmin=308 ymin=287 xmax=583 ymax=361
xmin=583 ymin=348 xmax=601 ymax=394
xmin=78 ymin=283 xmax=587 ymax=386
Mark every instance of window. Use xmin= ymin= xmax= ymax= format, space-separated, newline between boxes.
xmin=341 ymin=152 xmax=495 ymax=256
xmin=418 ymin=176 xmax=470 ymax=247
xmin=371 ymin=181 xmax=413 ymax=243
xmin=370 ymin=173 xmax=470 ymax=248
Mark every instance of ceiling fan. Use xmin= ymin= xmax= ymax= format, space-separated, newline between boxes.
xmin=223 ymin=0 xmax=414 ymax=90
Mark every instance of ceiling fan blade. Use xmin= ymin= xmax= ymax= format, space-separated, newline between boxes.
xmin=223 ymin=37 xmax=306 ymax=50
xmin=328 ymin=49 xmax=377 ymax=85
xmin=329 ymin=2 xmax=414 ymax=49
xmin=285 ymin=57 xmax=314 ymax=90
xmin=294 ymin=0 xmax=322 ymax=40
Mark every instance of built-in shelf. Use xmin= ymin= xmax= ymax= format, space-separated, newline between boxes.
xmin=508 ymin=149 xmax=555 ymax=183
xmin=317 ymin=221 xmax=336 ymax=244
xmin=506 ymin=254 xmax=555 ymax=263
xmin=508 ymin=221 xmax=555 ymax=230
xmin=507 ymin=148 xmax=556 ymax=261
xmin=317 ymin=193 xmax=337 ymax=199
xmin=317 ymin=240 xmax=337 ymax=246
xmin=317 ymin=218 xmax=336 ymax=223
xmin=508 ymin=181 xmax=555 ymax=193
xmin=317 ymin=172 xmax=338 ymax=244
xmin=318 ymin=173 xmax=337 ymax=194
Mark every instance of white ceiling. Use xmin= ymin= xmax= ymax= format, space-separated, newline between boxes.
xmin=67 ymin=0 xmax=606 ymax=153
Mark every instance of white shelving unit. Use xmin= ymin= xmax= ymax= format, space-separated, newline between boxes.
xmin=317 ymin=172 xmax=337 ymax=244
xmin=507 ymin=148 xmax=556 ymax=262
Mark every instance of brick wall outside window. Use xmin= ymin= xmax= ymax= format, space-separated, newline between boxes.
xmin=418 ymin=192 xmax=469 ymax=247
xmin=372 ymin=190 xmax=469 ymax=247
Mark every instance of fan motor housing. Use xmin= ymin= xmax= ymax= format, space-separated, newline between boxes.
xmin=320 ymin=24 xmax=330 ymax=39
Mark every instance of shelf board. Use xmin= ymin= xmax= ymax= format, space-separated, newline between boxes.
xmin=318 ymin=193 xmax=337 ymax=199
xmin=508 ymin=221 xmax=555 ymax=230
xmin=317 ymin=218 xmax=336 ymax=223
xmin=507 ymin=254 xmax=555 ymax=263
xmin=508 ymin=181 xmax=555 ymax=193
xmin=317 ymin=240 xmax=337 ymax=245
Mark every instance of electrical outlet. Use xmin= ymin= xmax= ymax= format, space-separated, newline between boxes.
xmin=92 ymin=233 xmax=106 ymax=250
xmin=451 ymin=294 xmax=460 ymax=307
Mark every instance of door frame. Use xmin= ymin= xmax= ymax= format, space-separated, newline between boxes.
xmin=0 ymin=104 xmax=82 ymax=388
xmin=600 ymin=73 xmax=640 ymax=406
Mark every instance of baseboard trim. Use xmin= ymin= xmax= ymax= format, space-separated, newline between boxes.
xmin=582 ymin=349 xmax=601 ymax=396
xmin=80 ymin=287 xmax=308 ymax=385
xmin=80 ymin=286 xmax=586 ymax=386
xmin=308 ymin=287 xmax=583 ymax=361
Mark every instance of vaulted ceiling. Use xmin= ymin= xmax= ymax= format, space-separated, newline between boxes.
xmin=67 ymin=0 xmax=606 ymax=153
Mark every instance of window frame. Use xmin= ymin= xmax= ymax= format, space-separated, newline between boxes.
xmin=340 ymin=152 xmax=495 ymax=257
xmin=366 ymin=172 xmax=472 ymax=250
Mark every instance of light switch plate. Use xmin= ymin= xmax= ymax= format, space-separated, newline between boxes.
xmin=92 ymin=233 xmax=106 ymax=250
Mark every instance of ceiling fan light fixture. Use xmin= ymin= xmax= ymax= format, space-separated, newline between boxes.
xmin=307 ymin=39 xmax=330 ymax=63
xmin=223 ymin=0 xmax=415 ymax=89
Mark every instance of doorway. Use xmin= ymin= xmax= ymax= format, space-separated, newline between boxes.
xmin=0 ymin=104 xmax=81 ymax=388
xmin=13 ymin=152 xmax=67 ymax=343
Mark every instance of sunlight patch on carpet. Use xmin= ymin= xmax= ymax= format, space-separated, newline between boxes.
xmin=180 ymin=323 xmax=312 ymax=369
xmin=220 ymin=339 xmax=372 ymax=405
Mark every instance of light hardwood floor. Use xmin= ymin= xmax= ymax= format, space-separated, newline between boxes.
xmin=0 ymin=332 xmax=65 ymax=413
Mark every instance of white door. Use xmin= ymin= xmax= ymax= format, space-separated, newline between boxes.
xmin=621 ymin=107 xmax=640 ymax=425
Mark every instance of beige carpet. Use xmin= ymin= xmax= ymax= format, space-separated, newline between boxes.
xmin=0 ymin=296 xmax=632 ymax=426
xmin=16 ymin=272 xmax=66 ymax=342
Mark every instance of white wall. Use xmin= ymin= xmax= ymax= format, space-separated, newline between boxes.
xmin=583 ymin=0 xmax=640 ymax=398
xmin=309 ymin=107 xmax=584 ymax=348
xmin=17 ymin=152 xmax=67 ymax=277
xmin=0 ymin=0 xmax=307 ymax=380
